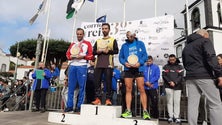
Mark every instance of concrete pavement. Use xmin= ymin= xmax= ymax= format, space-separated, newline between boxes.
xmin=0 ymin=111 xmax=189 ymax=125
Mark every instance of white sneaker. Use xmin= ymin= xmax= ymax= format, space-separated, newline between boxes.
xmin=168 ymin=117 xmax=173 ymax=123
xmin=175 ymin=118 xmax=181 ymax=124
xmin=3 ymin=108 xmax=9 ymax=112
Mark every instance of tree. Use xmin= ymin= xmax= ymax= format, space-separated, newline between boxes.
xmin=46 ymin=39 xmax=70 ymax=67
xmin=9 ymin=39 xmax=70 ymax=68
xmin=10 ymin=39 xmax=36 ymax=59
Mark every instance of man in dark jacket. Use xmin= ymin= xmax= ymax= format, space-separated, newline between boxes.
xmin=182 ymin=29 xmax=222 ymax=125
xmin=162 ymin=54 xmax=184 ymax=124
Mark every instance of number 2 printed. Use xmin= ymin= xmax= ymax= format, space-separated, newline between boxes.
xmin=61 ymin=113 xmax=65 ymax=122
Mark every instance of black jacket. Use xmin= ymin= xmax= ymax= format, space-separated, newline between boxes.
xmin=182 ymin=33 xmax=222 ymax=79
xmin=162 ymin=60 xmax=184 ymax=90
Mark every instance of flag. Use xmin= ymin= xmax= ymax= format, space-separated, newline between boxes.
xmin=29 ymin=0 xmax=48 ymax=25
xmin=38 ymin=0 xmax=48 ymax=13
xmin=66 ymin=0 xmax=85 ymax=19
xmin=88 ymin=0 xmax=94 ymax=2
xmin=96 ymin=15 xmax=106 ymax=23
xmin=29 ymin=13 xmax=39 ymax=25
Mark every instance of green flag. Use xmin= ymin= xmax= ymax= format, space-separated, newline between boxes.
xmin=66 ymin=0 xmax=85 ymax=19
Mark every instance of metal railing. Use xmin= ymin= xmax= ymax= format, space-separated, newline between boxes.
xmin=43 ymin=80 xmax=189 ymax=120
xmin=2 ymin=79 xmax=210 ymax=123
xmin=0 ymin=80 xmax=30 ymax=111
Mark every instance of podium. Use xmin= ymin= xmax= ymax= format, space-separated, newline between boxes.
xmin=48 ymin=104 xmax=158 ymax=125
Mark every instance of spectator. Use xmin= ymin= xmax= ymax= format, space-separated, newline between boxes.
xmin=0 ymin=79 xmax=3 ymax=91
xmin=86 ymin=60 xmax=95 ymax=104
xmin=144 ymin=56 xmax=160 ymax=119
xmin=162 ymin=54 xmax=184 ymax=124
xmin=50 ymin=63 xmax=60 ymax=86
xmin=182 ymin=29 xmax=222 ymax=125
xmin=111 ymin=66 xmax=121 ymax=105
xmin=61 ymin=76 xmax=68 ymax=110
xmin=217 ymin=54 xmax=222 ymax=101
xmin=32 ymin=62 xmax=52 ymax=113
xmin=28 ymin=69 xmax=34 ymax=83
xmin=0 ymin=80 xmax=11 ymax=112
xmin=15 ymin=80 xmax=26 ymax=111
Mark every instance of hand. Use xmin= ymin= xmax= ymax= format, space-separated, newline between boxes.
xmin=125 ymin=62 xmax=131 ymax=68
xmin=42 ymin=73 xmax=46 ymax=76
xmin=103 ymin=48 xmax=109 ymax=54
xmin=71 ymin=55 xmax=77 ymax=59
xmin=169 ymin=81 xmax=175 ymax=87
xmin=76 ymin=55 xmax=85 ymax=59
xmin=131 ymin=62 xmax=140 ymax=68
xmin=218 ymin=77 xmax=222 ymax=87
xmin=97 ymin=50 xmax=102 ymax=54
xmin=146 ymin=82 xmax=153 ymax=88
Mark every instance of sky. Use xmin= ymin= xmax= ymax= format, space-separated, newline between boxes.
xmin=0 ymin=0 xmax=196 ymax=54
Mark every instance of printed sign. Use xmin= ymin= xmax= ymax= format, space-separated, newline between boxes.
xmin=81 ymin=15 xmax=175 ymax=66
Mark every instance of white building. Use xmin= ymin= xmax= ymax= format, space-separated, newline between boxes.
xmin=175 ymin=0 xmax=222 ymax=58
xmin=16 ymin=66 xmax=34 ymax=79
xmin=10 ymin=56 xmax=27 ymax=66
xmin=0 ymin=49 xmax=10 ymax=72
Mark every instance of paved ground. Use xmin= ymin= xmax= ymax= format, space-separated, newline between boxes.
xmin=0 ymin=111 xmax=58 ymax=125
xmin=0 ymin=111 xmax=189 ymax=125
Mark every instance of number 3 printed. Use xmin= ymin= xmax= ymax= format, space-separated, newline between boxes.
xmin=134 ymin=120 xmax=138 ymax=125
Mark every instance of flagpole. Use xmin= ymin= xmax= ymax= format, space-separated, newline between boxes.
xmin=94 ymin=0 xmax=98 ymax=22
xmin=185 ymin=0 xmax=191 ymax=35
xmin=44 ymin=29 xmax=51 ymax=63
xmin=154 ymin=0 xmax=157 ymax=17
xmin=71 ymin=11 xmax=77 ymax=42
xmin=41 ymin=0 xmax=51 ymax=63
xmin=220 ymin=0 xmax=222 ymax=19
xmin=123 ymin=0 xmax=126 ymax=23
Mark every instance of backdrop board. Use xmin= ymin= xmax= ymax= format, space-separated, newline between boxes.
xmin=81 ymin=15 xmax=175 ymax=67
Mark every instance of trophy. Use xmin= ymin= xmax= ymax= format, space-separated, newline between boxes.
xmin=70 ymin=45 xmax=80 ymax=57
xmin=127 ymin=54 xmax=138 ymax=65
xmin=98 ymin=40 xmax=109 ymax=51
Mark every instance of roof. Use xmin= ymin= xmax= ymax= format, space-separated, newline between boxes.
xmin=181 ymin=0 xmax=202 ymax=13
xmin=17 ymin=66 xmax=34 ymax=69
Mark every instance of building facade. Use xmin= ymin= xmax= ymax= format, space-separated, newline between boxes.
xmin=175 ymin=0 xmax=222 ymax=58
xmin=0 ymin=49 xmax=10 ymax=72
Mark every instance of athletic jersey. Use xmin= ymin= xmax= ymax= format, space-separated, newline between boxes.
xmin=94 ymin=37 xmax=118 ymax=68
xmin=129 ymin=41 xmax=137 ymax=56
xmin=66 ymin=40 xmax=93 ymax=66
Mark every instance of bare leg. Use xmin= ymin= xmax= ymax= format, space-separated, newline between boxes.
xmin=124 ymin=78 xmax=133 ymax=110
xmin=136 ymin=77 xmax=147 ymax=110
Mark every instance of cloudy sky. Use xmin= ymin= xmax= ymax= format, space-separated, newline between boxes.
xmin=0 ymin=0 xmax=196 ymax=54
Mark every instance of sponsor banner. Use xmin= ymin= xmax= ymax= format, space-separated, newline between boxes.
xmin=81 ymin=15 xmax=175 ymax=66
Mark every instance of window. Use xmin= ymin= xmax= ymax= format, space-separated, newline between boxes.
xmin=191 ymin=7 xmax=201 ymax=31
xmin=1 ymin=64 xmax=6 ymax=72
xmin=217 ymin=3 xmax=222 ymax=25
xmin=176 ymin=45 xmax=183 ymax=58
